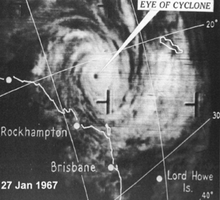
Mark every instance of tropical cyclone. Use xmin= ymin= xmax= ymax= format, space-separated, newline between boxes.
xmin=4 ymin=0 xmax=212 ymax=199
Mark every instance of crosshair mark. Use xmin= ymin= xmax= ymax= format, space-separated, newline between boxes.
xmin=184 ymin=92 xmax=203 ymax=118
xmin=160 ymin=36 xmax=183 ymax=54
xmin=96 ymin=89 xmax=111 ymax=114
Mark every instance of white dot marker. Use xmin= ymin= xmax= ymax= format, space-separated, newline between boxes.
xmin=108 ymin=164 xmax=114 ymax=171
xmin=156 ymin=175 xmax=163 ymax=182
xmin=73 ymin=122 xmax=80 ymax=130
xmin=6 ymin=77 xmax=12 ymax=84
xmin=107 ymin=132 xmax=111 ymax=137
xmin=105 ymin=124 xmax=111 ymax=137
xmin=215 ymin=19 xmax=218 ymax=23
